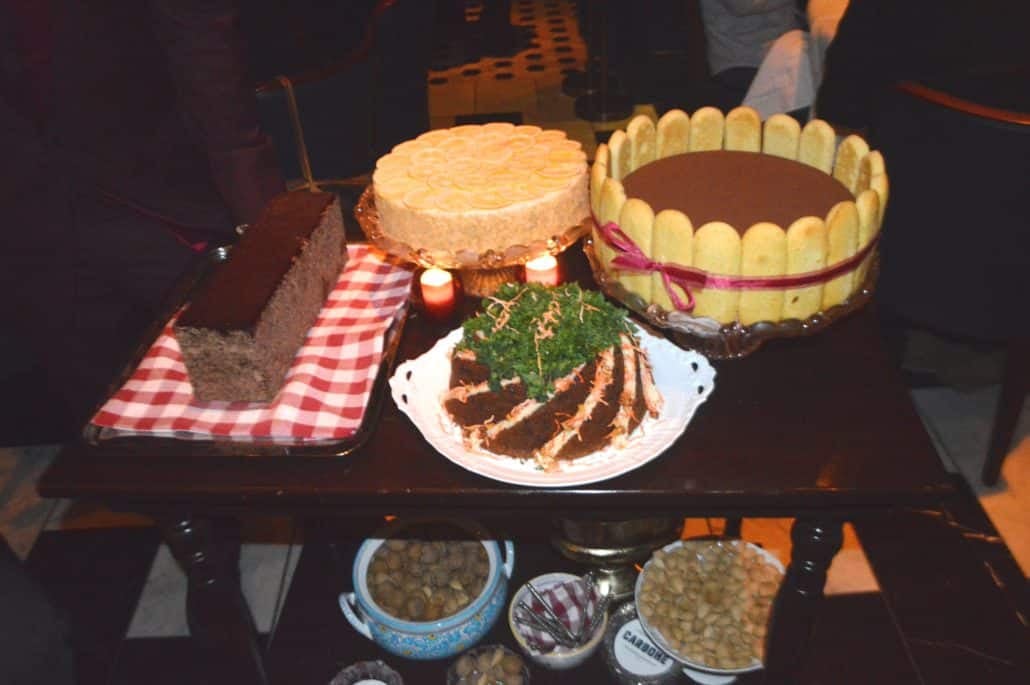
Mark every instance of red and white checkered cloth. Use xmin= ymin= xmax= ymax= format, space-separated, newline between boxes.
xmin=91 ymin=244 xmax=414 ymax=444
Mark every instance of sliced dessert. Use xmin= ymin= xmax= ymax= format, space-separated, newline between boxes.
xmin=443 ymin=283 xmax=662 ymax=470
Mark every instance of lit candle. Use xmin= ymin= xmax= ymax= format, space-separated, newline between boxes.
xmin=524 ymin=254 xmax=560 ymax=286
xmin=419 ymin=267 xmax=455 ymax=319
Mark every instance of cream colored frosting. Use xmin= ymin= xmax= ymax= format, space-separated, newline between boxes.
xmin=373 ymin=123 xmax=589 ymax=257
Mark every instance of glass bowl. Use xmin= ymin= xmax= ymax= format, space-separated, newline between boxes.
xmin=633 ymin=539 xmax=785 ymax=683
xmin=446 ymin=644 xmax=531 ymax=685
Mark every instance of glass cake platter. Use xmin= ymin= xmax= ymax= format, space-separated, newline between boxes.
xmin=355 ymin=184 xmax=591 ymax=295
xmin=389 ymin=324 xmax=716 ymax=488
xmin=582 ymin=234 xmax=879 ymax=360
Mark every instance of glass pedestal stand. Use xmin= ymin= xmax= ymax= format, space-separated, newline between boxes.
xmin=455 ymin=265 xmax=522 ymax=297
xmin=355 ymin=185 xmax=590 ymax=298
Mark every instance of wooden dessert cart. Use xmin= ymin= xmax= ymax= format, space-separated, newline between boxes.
xmin=37 ymin=244 xmax=955 ymax=684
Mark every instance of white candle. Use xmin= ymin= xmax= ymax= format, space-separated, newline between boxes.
xmin=419 ymin=267 xmax=455 ymax=318
xmin=524 ymin=254 xmax=560 ymax=285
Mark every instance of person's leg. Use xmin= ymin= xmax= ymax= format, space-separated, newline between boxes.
xmin=45 ymin=189 xmax=199 ymax=426
xmin=1 ymin=99 xmax=81 ymax=440
xmin=2 ymin=40 xmax=202 ymax=437
xmin=3 ymin=95 xmax=197 ymax=436
xmin=0 ymin=535 xmax=76 ymax=685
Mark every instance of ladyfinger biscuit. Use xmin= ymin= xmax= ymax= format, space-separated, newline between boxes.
xmin=854 ymin=188 xmax=881 ymax=286
xmin=855 ymin=149 xmax=884 ymax=192
xmin=821 ymin=201 xmax=860 ymax=308
xmin=599 ymin=177 xmax=627 ymax=226
xmin=595 ymin=177 xmax=627 ymax=271
xmin=762 ymin=113 xmax=801 ymax=160
xmin=608 ymin=129 xmax=632 ymax=180
xmin=590 ymin=158 xmax=608 ymax=218
xmin=724 ymin=106 xmax=762 ymax=152
xmin=799 ymin=119 xmax=836 ymax=173
xmin=832 ymin=134 xmax=870 ymax=193
xmin=627 ymin=115 xmax=657 ymax=172
xmin=692 ymin=221 xmax=741 ymax=323
xmin=617 ymin=199 xmax=656 ymax=302
xmin=657 ymin=109 xmax=690 ymax=158
xmin=651 ymin=209 xmax=693 ymax=311
xmin=594 ymin=141 xmax=610 ymax=170
xmin=739 ymin=222 xmax=788 ymax=325
xmin=781 ymin=216 xmax=828 ymax=320
xmin=688 ymin=107 xmax=725 ymax=152
xmin=871 ymin=173 xmax=889 ymax=225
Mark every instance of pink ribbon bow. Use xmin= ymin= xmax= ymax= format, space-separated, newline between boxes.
xmin=593 ymin=216 xmax=879 ymax=312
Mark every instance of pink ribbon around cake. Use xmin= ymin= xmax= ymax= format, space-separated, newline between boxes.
xmin=593 ymin=216 xmax=879 ymax=312
xmin=90 ymin=244 xmax=414 ymax=444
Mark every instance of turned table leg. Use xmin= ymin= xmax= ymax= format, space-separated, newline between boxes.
xmin=161 ymin=516 xmax=268 ymax=684
xmin=763 ymin=517 xmax=843 ymax=684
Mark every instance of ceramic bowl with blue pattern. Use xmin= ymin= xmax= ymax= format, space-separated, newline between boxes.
xmin=340 ymin=517 xmax=515 ymax=660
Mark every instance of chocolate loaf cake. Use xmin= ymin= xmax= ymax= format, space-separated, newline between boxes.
xmin=175 ymin=190 xmax=347 ymax=402
xmin=442 ymin=283 xmax=662 ymax=470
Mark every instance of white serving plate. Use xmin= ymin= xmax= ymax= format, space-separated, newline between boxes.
xmin=389 ymin=324 xmax=716 ymax=487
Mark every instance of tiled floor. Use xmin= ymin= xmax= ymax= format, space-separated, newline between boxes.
xmin=1 ymin=1 xmax=1027 ymax=683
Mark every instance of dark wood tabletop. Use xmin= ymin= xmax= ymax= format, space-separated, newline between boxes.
xmin=38 ymin=247 xmax=954 ymax=518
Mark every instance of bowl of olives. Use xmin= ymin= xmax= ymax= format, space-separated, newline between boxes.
xmin=339 ymin=517 xmax=515 ymax=660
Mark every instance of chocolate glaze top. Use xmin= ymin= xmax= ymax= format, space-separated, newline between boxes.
xmin=177 ymin=191 xmax=334 ymax=331
xmin=620 ymin=150 xmax=852 ymax=232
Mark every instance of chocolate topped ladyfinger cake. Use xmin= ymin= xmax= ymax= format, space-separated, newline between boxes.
xmin=442 ymin=283 xmax=662 ymax=471
xmin=590 ymin=106 xmax=889 ymax=327
xmin=175 ymin=190 xmax=346 ymax=402
xmin=621 ymin=150 xmax=853 ymax=230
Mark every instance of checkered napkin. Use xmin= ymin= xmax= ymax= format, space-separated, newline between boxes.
xmin=514 ymin=577 xmax=599 ymax=652
xmin=90 ymin=244 xmax=414 ymax=444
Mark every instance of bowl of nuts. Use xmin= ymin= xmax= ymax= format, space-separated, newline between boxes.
xmin=447 ymin=644 xmax=530 ymax=685
xmin=634 ymin=539 xmax=784 ymax=682
xmin=339 ymin=517 xmax=515 ymax=660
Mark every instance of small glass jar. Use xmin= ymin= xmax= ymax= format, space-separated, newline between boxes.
xmin=328 ymin=660 xmax=403 ymax=685
xmin=602 ymin=601 xmax=681 ymax=685
xmin=446 ymin=644 xmax=530 ymax=685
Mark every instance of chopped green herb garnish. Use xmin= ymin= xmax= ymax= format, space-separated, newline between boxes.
xmin=457 ymin=282 xmax=631 ymax=400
